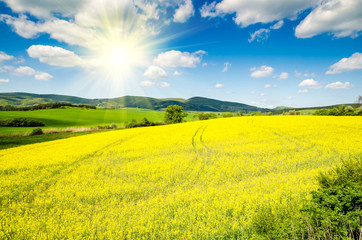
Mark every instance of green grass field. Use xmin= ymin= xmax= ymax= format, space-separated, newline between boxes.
xmin=0 ymin=108 xmax=195 ymax=135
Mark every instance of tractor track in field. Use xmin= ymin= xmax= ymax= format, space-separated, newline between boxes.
xmin=192 ymin=125 xmax=213 ymax=157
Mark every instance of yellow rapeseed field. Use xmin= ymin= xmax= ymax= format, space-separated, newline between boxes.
xmin=0 ymin=116 xmax=361 ymax=239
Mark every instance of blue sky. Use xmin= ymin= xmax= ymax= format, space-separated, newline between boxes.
xmin=0 ymin=0 xmax=361 ymax=108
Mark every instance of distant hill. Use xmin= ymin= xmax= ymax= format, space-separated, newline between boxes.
xmin=273 ymin=103 xmax=360 ymax=114
xmin=0 ymin=92 xmax=269 ymax=113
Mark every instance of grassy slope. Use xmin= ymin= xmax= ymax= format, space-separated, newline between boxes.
xmin=0 ymin=130 xmax=114 ymax=150
xmin=0 ymin=116 xmax=361 ymax=239
xmin=0 ymin=108 xmax=194 ymax=135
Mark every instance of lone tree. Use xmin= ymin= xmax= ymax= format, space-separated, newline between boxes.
xmin=164 ymin=105 xmax=188 ymax=124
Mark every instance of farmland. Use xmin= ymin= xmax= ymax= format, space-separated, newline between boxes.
xmin=0 ymin=108 xmax=195 ymax=136
xmin=0 ymin=116 xmax=361 ymax=239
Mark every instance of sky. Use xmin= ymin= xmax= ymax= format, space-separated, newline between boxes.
xmin=0 ymin=0 xmax=361 ymax=108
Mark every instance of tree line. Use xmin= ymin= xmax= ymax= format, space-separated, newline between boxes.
xmin=0 ymin=103 xmax=96 ymax=111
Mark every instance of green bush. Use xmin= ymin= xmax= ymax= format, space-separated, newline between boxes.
xmin=164 ymin=105 xmax=188 ymax=124
xmin=29 ymin=128 xmax=44 ymax=136
xmin=250 ymin=156 xmax=362 ymax=239
xmin=0 ymin=118 xmax=45 ymax=127
xmin=300 ymin=157 xmax=362 ymax=238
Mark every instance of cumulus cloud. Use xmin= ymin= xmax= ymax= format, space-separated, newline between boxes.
xmin=215 ymin=83 xmax=224 ymax=88
xmin=144 ymin=65 xmax=167 ymax=79
xmin=248 ymin=29 xmax=270 ymax=43
xmin=200 ymin=0 xmax=316 ymax=27
xmin=0 ymin=78 xmax=10 ymax=83
xmin=295 ymin=0 xmax=362 ymax=38
xmin=279 ymin=72 xmax=289 ymax=80
xmin=13 ymin=66 xmax=36 ymax=76
xmin=174 ymin=0 xmax=194 ymax=23
xmin=158 ymin=82 xmax=171 ymax=88
xmin=153 ymin=50 xmax=206 ymax=68
xmin=325 ymin=81 xmax=353 ymax=89
xmin=1 ymin=0 xmax=84 ymax=18
xmin=250 ymin=65 xmax=274 ymax=78
xmin=298 ymin=79 xmax=322 ymax=89
xmin=0 ymin=51 xmax=14 ymax=62
xmin=27 ymin=45 xmax=84 ymax=67
xmin=140 ymin=80 xmax=156 ymax=87
xmin=222 ymin=62 xmax=231 ymax=72
xmin=35 ymin=72 xmax=53 ymax=81
xmin=264 ymin=84 xmax=271 ymax=88
xmin=326 ymin=52 xmax=362 ymax=74
xmin=0 ymin=0 xmax=177 ymax=50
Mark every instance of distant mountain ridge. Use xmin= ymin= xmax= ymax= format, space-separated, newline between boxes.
xmin=0 ymin=92 xmax=270 ymax=112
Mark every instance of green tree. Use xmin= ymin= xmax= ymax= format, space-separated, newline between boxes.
xmin=236 ymin=110 xmax=244 ymax=116
xmin=164 ymin=105 xmax=188 ymax=124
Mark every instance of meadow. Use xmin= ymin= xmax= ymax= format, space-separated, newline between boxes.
xmin=0 ymin=108 xmax=194 ymax=135
xmin=0 ymin=116 xmax=361 ymax=239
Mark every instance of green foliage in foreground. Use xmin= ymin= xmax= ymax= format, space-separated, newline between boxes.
xmin=253 ymin=156 xmax=362 ymax=239
xmin=300 ymin=157 xmax=362 ymax=239
xmin=0 ymin=118 xmax=45 ymax=127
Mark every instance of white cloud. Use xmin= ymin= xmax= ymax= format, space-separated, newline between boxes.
xmin=250 ymin=65 xmax=274 ymax=78
xmin=295 ymin=0 xmax=362 ymax=38
xmin=215 ymin=83 xmax=224 ymax=88
xmin=174 ymin=0 xmax=194 ymax=23
xmin=173 ymin=71 xmax=182 ymax=76
xmin=202 ymin=62 xmax=208 ymax=67
xmin=0 ymin=78 xmax=10 ymax=83
xmin=222 ymin=62 xmax=231 ymax=72
xmin=144 ymin=65 xmax=167 ymax=79
xmin=159 ymin=82 xmax=171 ymax=88
xmin=298 ymin=79 xmax=322 ymax=89
xmin=153 ymin=50 xmax=206 ymax=68
xmin=298 ymin=89 xmax=309 ymax=93
xmin=27 ymin=45 xmax=84 ymax=67
xmin=325 ymin=81 xmax=354 ymax=89
xmin=200 ymin=0 xmax=316 ymax=27
xmin=264 ymin=84 xmax=271 ymax=88
xmin=326 ymin=52 xmax=362 ymax=74
xmin=249 ymin=28 xmax=270 ymax=43
xmin=249 ymin=20 xmax=283 ymax=43
xmin=0 ymin=14 xmax=95 ymax=47
xmin=1 ymin=0 xmax=84 ymax=18
xmin=35 ymin=72 xmax=53 ymax=81
xmin=259 ymin=93 xmax=265 ymax=97
xmin=279 ymin=72 xmax=289 ymax=80
xmin=13 ymin=66 xmax=36 ymax=76
xmin=140 ymin=80 xmax=156 ymax=87
xmin=270 ymin=20 xmax=284 ymax=30
xmin=0 ymin=51 xmax=14 ymax=62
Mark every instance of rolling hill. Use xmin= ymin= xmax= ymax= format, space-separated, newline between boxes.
xmin=0 ymin=92 xmax=269 ymax=112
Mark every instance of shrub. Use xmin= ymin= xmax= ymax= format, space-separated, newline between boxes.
xmin=29 ymin=128 xmax=44 ymax=136
xmin=194 ymin=113 xmax=217 ymax=120
xmin=222 ymin=112 xmax=233 ymax=118
xmin=300 ymin=157 xmax=362 ymax=238
xmin=0 ymin=118 xmax=45 ymax=127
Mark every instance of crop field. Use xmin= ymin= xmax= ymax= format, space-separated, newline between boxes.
xmin=0 ymin=116 xmax=361 ymax=239
xmin=0 ymin=108 xmax=196 ymax=135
